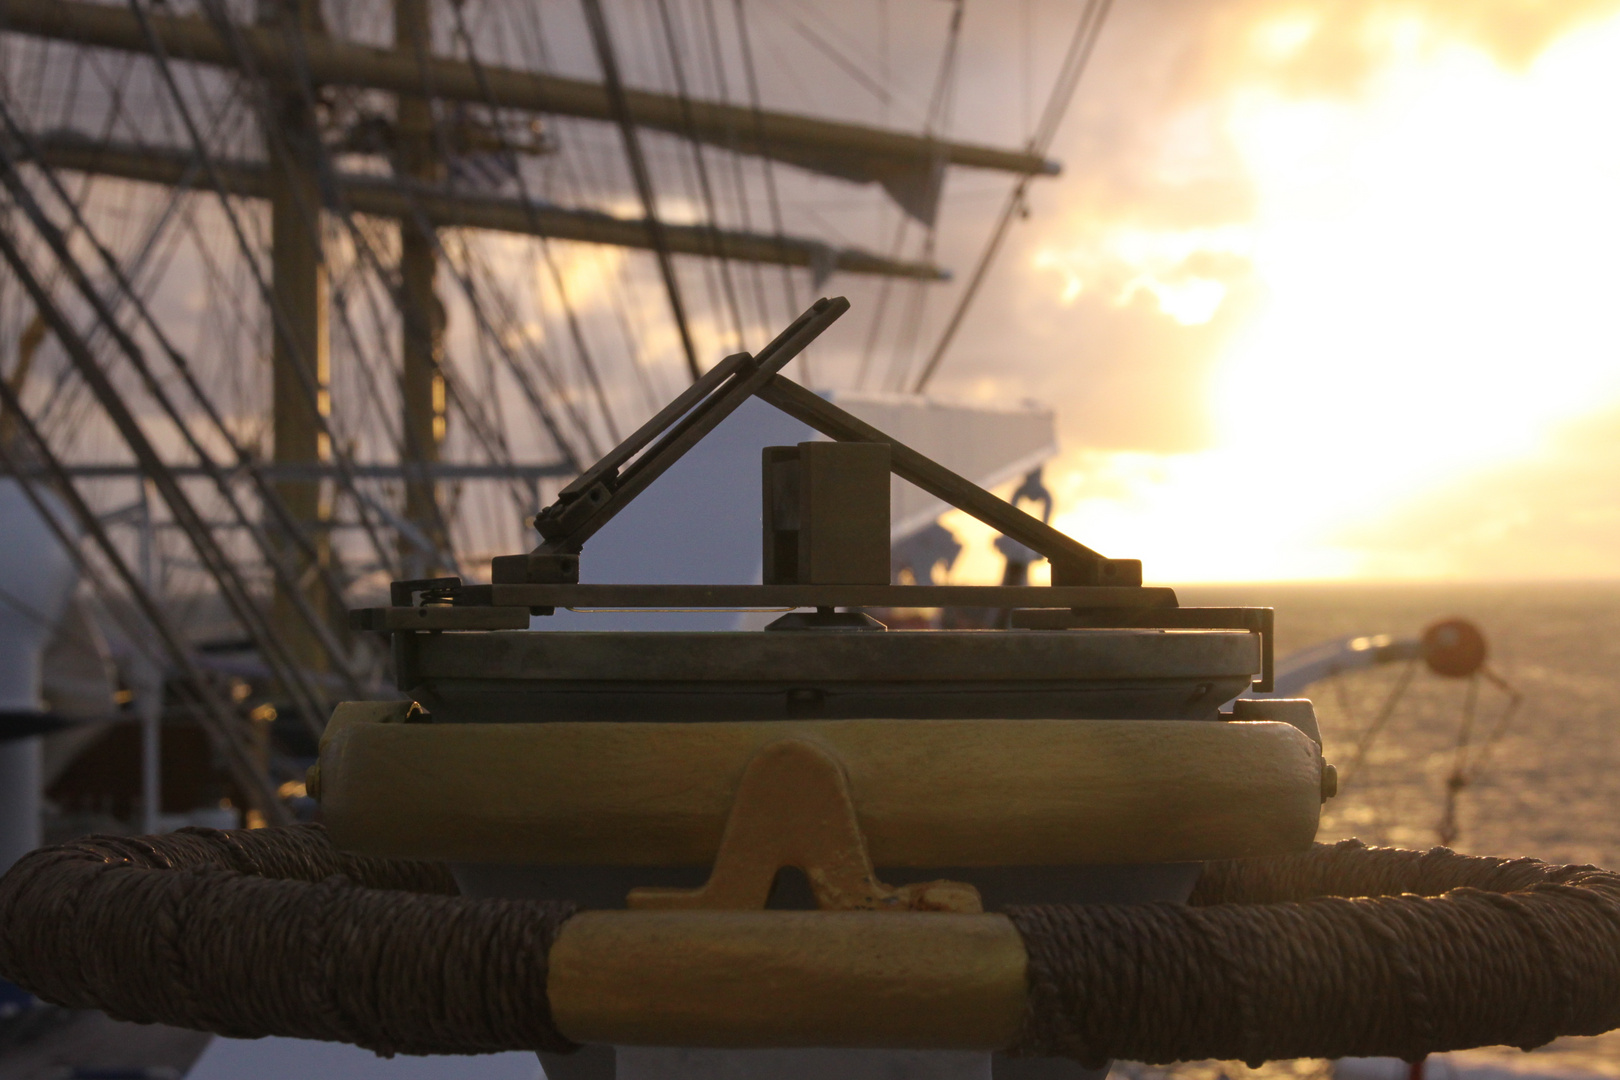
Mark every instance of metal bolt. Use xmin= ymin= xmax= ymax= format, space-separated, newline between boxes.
xmin=1321 ymin=763 xmax=1339 ymax=801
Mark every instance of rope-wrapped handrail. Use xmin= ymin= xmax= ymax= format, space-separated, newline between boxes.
xmin=5 ymin=827 xmax=1620 ymax=1065
xmin=0 ymin=825 xmax=577 ymax=1057
xmin=1008 ymin=839 xmax=1620 ymax=1066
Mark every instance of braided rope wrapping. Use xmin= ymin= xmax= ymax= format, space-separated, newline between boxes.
xmin=5 ymin=827 xmax=1620 ymax=1064
xmin=1008 ymin=840 xmax=1620 ymax=1067
xmin=0 ymin=825 xmax=578 ymax=1057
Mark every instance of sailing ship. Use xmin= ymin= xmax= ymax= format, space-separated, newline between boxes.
xmin=1 ymin=8 xmax=1607 ymax=1080
xmin=0 ymin=0 xmax=1110 ymax=849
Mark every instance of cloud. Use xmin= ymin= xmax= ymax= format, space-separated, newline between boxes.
xmin=931 ymin=0 xmax=1620 ymax=461
xmin=1210 ymin=0 xmax=1620 ymax=90
xmin=1342 ymin=406 xmax=1620 ymax=580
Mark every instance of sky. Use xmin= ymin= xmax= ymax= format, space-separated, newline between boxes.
xmin=9 ymin=0 xmax=1620 ymax=586
xmin=912 ymin=0 xmax=1620 ymax=583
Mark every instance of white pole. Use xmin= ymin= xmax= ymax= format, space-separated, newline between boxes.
xmin=0 ymin=736 xmax=43 ymax=876
xmin=140 ymin=692 xmax=161 ymax=834
xmin=138 ymin=481 xmax=162 ymax=835
xmin=0 ymin=480 xmax=79 ymax=875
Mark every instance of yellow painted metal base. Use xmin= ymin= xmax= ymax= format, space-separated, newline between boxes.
xmin=548 ymin=911 xmax=1027 ymax=1050
xmin=627 ymin=738 xmax=981 ymax=913
xmin=316 ymin=709 xmax=1323 ymax=867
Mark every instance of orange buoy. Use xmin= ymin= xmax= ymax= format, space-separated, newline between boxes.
xmin=1420 ymin=618 xmax=1487 ymax=679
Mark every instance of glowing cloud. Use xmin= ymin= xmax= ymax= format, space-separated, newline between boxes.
xmin=1034 ymin=223 xmax=1252 ymax=326
xmin=1045 ymin=5 xmax=1620 ymax=582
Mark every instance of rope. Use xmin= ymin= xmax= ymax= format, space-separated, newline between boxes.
xmin=1009 ymin=839 xmax=1620 ymax=1067
xmin=910 ymin=0 xmax=1114 ymax=393
xmin=7 ymin=827 xmax=1620 ymax=1066
xmin=580 ymin=0 xmax=702 ymax=382
xmin=0 ymin=825 xmax=577 ymax=1058
xmin=0 ymin=358 xmax=288 ymax=825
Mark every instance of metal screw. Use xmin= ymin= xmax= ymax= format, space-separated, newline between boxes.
xmin=1321 ymin=763 xmax=1339 ymax=801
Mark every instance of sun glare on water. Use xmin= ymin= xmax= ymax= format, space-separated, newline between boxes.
xmin=1041 ymin=8 xmax=1620 ymax=582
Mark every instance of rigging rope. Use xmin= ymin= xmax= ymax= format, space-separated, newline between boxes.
xmin=0 ymin=143 xmax=344 ymax=734
xmin=0 ymin=414 xmax=287 ymax=824
xmin=190 ymin=0 xmax=542 ymax=562
xmin=652 ymin=0 xmax=747 ymax=353
xmin=1329 ymin=655 xmax=1524 ymax=850
xmin=731 ymin=0 xmax=804 ymax=380
xmin=911 ymin=0 xmax=1114 ymax=393
xmin=248 ymin=0 xmax=593 ymax=484
xmin=580 ymin=0 xmax=702 ymax=382
xmin=28 ymin=45 xmax=207 ymax=443
xmin=0 ymin=102 xmax=374 ymax=711
xmin=691 ymin=0 xmax=776 ymax=350
xmin=195 ymin=0 xmax=589 ymax=497
xmin=506 ymin=0 xmax=670 ymax=417
xmin=880 ymin=0 xmax=960 ymax=393
xmin=128 ymin=0 xmax=413 ymax=583
xmin=857 ymin=0 xmax=961 ymax=392
xmin=440 ymin=0 xmax=624 ymax=448
xmin=687 ymin=0 xmax=775 ymax=354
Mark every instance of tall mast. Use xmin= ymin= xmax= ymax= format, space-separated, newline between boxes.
xmin=395 ymin=0 xmax=447 ymax=575
xmin=0 ymin=0 xmax=1062 ymax=698
xmin=263 ymin=0 xmax=332 ymax=675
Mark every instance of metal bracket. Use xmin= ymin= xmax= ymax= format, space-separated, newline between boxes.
xmin=389 ymin=576 xmax=461 ymax=607
xmin=532 ymin=298 xmax=851 ymax=557
xmin=754 ymin=374 xmax=1134 ymax=585
xmin=627 ymin=738 xmax=982 ymax=914
xmin=514 ymin=296 xmax=1140 ymax=586
xmin=355 ymin=576 xmax=529 ymax=632
xmin=1010 ymin=605 xmax=1275 ymax=692
xmin=350 ymin=605 xmax=530 ymax=632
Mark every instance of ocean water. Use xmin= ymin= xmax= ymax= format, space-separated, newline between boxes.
xmin=1180 ymin=581 xmax=1620 ymax=866
xmin=1157 ymin=581 xmax=1620 ymax=1080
